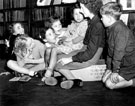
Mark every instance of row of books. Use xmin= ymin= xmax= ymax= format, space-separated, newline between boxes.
xmin=3 ymin=0 xmax=26 ymax=9
xmin=32 ymin=6 xmax=69 ymax=21
xmin=32 ymin=8 xmax=54 ymax=21
xmin=5 ymin=11 xmax=26 ymax=22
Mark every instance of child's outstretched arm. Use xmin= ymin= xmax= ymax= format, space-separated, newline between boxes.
xmin=72 ymin=36 xmax=84 ymax=44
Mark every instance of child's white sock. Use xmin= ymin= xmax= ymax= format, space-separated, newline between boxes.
xmin=29 ymin=71 xmax=35 ymax=76
xmin=45 ymin=70 xmax=52 ymax=78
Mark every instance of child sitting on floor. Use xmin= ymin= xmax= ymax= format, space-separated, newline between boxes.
xmin=7 ymin=35 xmax=46 ymax=77
xmin=42 ymin=5 xmax=88 ymax=83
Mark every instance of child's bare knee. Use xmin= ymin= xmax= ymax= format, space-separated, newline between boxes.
xmin=7 ymin=60 xmax=14 ymax=68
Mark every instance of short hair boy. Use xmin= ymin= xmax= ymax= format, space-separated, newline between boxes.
xmin=100 ymin=2 xmax=135 ymax=89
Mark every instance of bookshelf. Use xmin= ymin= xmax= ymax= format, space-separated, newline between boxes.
xmin=0 ymin=0 xmax=76 ymax=39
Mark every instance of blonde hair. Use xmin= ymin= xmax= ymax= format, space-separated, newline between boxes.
xmin=100 ymin=2 xmax=122 ymax=20
xmin=13 ymin=34 xmax=29 ymax=57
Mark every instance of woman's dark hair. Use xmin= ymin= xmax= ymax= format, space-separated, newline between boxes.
xmin=78 ymin=0 xmax=103 ymax=15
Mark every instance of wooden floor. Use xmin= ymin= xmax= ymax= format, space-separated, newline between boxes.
xmin=0 ymin=59 xmax=135 ymax=106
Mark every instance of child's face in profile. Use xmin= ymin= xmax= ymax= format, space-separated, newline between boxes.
xmin=101 ymin=15 xmax=111 ymax=27
xmin=73 ymin=8 xmax=84 ymax=23
xmin=45 ymin=28 xmax=56 ymax=43
xmin=13 ymin=23 xmax=25 ymax=35
xmin=51 ymin=20 xmax=62 ymax=35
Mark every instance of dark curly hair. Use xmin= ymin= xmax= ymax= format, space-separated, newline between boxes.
xmin=77 ymin=0 xmax=103 ymax=15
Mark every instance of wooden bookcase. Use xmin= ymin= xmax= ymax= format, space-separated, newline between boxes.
xmin=0 ymin=0 xmax=76 ymax=39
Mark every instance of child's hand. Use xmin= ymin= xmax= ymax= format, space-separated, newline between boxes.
xmin=110 ymin=73 xmax=119 ymax=84
xmin=69 ymin=30 xmax=75 ymax=36
xmin=57 ymin=39 xmax=64 ymax=45
xmin=57 ymin=57 xmax=72 ymax=65
xmin=58 ymin=36 xmax=68 ymax=45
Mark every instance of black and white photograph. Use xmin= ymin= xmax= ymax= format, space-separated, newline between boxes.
xmin=0 ymin=0 xmax=135 ymax=106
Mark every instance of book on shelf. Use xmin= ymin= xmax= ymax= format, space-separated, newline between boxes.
xmin=0 ymin=26 xmax=3 ymax=37
xmin=12 ymin=11 xmax=25 ymax=21
xmin=32 ymin=8 xmax=55 ymax=21
xmin=32 ymin=6 xmax=68 ymax=21
xmin=5 ymin=11 xmax=25 ymax=22
xmin=0 ymin=0 xmax=3 ymax=9
xmin=0 ymin=13 xmax=3 ymax=22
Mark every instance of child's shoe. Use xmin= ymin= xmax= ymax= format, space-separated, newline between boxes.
xmin=60 ymin=79 xmax=83 ymax=89
xmin=45 ymin=76 xmax=66 ymax=86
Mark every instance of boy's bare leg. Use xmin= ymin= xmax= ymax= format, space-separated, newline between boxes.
xmin=105 ymin=74 xmax=133 ymax=89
